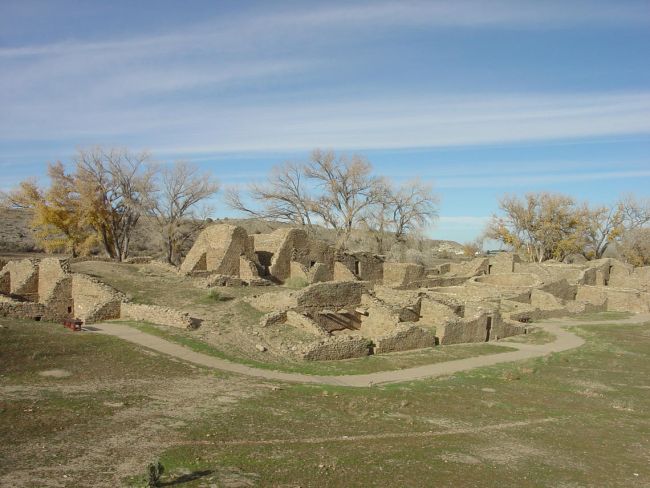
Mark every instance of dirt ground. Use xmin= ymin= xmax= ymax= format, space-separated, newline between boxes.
xmin=2 ymin=315 xmax=649 ymax=487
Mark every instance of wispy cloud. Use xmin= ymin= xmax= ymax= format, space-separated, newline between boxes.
xmin=3 ymin=89 xmax=650 ymax=152
xmin=437 ymin=169 xmax=650 ymax=188
xmin=2 ymin=0 xmax=648 ymax=60
xmin=2 ymin=1 xmax=649 ymax=158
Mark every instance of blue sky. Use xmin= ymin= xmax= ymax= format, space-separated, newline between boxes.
xmin=1 ymin=0 xmax=650 ymax=243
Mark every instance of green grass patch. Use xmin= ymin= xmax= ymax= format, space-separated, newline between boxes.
xmin=194 ymin=289 xmax=234 ymax=304
xmin=121 ymin=320 xmax=516 ymax=376
xmin=501 ymin=327 xmax=556 ymax=345
xmin=571 ymin=311 xmax=633 ymax=322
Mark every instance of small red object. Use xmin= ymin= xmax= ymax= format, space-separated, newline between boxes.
xmin=63 ymin=318 xmax=83 ymax=331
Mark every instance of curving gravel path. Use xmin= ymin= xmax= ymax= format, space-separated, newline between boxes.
xmin=89 ymin=314 xmax=649 ymax=388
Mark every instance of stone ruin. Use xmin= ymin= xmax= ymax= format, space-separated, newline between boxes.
xmin=3 ymin=222 xmax=649 ymax=363
xmin=178 ymin=224 xmax=650 ymax=360
xmin=180 ymin=224 xmax=384 ymax=285
xmin=0 ymin=258 xmax=195 ymax=328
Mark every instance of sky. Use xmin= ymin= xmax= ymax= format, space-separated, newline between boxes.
xmin=1 ymin=0 xmax=650 ymax=243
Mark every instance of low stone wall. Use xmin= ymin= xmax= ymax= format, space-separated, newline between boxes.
xmin=405 ymin=276 xmax=469 ymax=289
xmin=437 ymin=312 xmax=524 ymax=345
xmin=0 ymin=297 xmax=47 ymax=321
xmin=259 ymin=310 xmax=287 ymax=327
xmin=295 ymin=281 xmax=367 ymax=312
xmin=373 ymin=324 xmax=437 ymax=354
xmin=121 ymin=302 xmax=194 ymax=328
xmin=576 ymin=285 xmax=650 ymax=313
xmin=301 ymin=336 xmax=370 ymax=361
xmin=125 ymin=256 xmax=153 ymax=264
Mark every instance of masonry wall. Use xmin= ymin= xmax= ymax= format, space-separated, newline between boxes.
xmin=295 ymin=281 xmax=367 ymax=312
xmin=488 ymin=253 xmax=519 ymax=274
xmin=6 ymin=259 xmax=39 ymax=300
xmin=180 ymin=224 xmax=256 ymax=275
xmin=373 ymin=324 xmax=437 ymax=354
xmin=333 ymin=262 xmax=358 ymax=281
xmin=253 ymin=228 xmax=309 ymax=282
xmin=382 ymin=262 xmax=425 ymax=287
xmin=37 ymin=258 xmax=74 ymax=321
xmin=0 ymin=268 xmax=9 ymax=295
xmin=71 ymin=274 xmax=123 ymax=322
xmin=437 ymin=312 xmax=522 ymax=344
xmin=575 ymin=285 xmax=650 ymax=313
xmin=301 ymin=336 xmax=370 ymax=360
xmin=121 ymin=302 xmax=194 ymax=328
xmin=0 ymin=297 xmax=47 ymax=321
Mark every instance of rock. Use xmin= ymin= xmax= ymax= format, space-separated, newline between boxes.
xmin=255 ymin=344 xmax=267 ymax=352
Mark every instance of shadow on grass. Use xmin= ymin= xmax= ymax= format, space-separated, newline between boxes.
xmin=161 ymin=469 xmax=213 ymax=486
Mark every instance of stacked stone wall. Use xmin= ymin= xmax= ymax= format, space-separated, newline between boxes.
xmin=71 ymin=274 xmax=123 ymax=322
xmin=382 ymin=262 xmax=425 ymax=287
xmin=373 ymin=324 xmax=437 ymax=354
xmin=121 ymin=302 xmax=194 ymax=328
xmin=301 ymin=336 xmax=370 ymax=360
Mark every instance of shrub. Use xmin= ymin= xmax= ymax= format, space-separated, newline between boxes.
xmin=284 ymin=277 xmax=309 ymax=289
xmin=206 ymin=289 xmax=231 ymax=302
xmin=146 ymin=460 xmax=164 ymax=487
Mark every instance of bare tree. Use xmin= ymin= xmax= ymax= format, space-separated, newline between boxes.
xmin=76 ymin=147 xmax=156 ymax=261
xmin=306 ymin=149 xmax=384 ymax=248
xmin=583 ymin=195 xmax=650 ymax=259
xmin=389 ymin=180 xmax=439 ymax=241
xmin=151 ymin=162 xmax=219 ymax=265
xmin=619 ymin=194 xmax=650 ymax=229
xmin=225 ymin=162 xmax=313 ymax=228
xmin=361 ymin=180 xmax=438 ymax=252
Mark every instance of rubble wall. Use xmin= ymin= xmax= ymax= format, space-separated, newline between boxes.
xmin=0 ymin=297 xmax=47 ymax=320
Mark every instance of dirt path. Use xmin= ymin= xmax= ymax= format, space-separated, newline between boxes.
xmin=90 ymin=314 xmax=650 ymax=388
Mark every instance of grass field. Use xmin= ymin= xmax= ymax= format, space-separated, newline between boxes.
xmin=1 ymin=316 xmax=649 ymax=487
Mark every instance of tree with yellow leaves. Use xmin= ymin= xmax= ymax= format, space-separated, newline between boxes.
xmin=485 ymin=192 xmax=588 ymax=262
xmin=5 ymin=162 xmax=96 ymax=256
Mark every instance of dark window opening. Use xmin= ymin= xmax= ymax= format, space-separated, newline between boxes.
xmin=310 ymin=261 xmax=316 ymax=268
xmin=485 ymin=316 xmax=492 ymax=342
xmin=34 ymin=316 xmax=42 ymax=322
xmin=488 ymin=264 xmax=493 ymax=274
xmin=354 ymin=260 xmax=360 ymax=275
xmin=67 ymin=306 xmax=72 ymax=313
